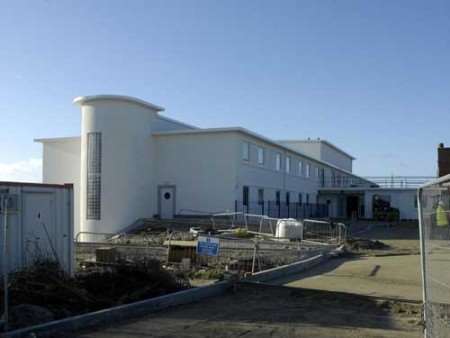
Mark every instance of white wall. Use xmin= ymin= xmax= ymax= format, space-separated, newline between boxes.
xmin=154 ymin=132 xmax=237 ymax=214
xmin=0 ymin=183 xmax=74 ymax=274
xmin=279 ymin=140 xmax=322 ymax=162
xmin=365 ymin=189 xmax=418 ymax=220
xmin=78 ymin=98 xmax=159 ymax=237
xmin=40 ymin=137 xmax=81 ymax=234
xmin=237 ymin=136 xmax=321 ymax=205
xmin=320 ymin=143 xmax=353 ymax=172
xmin=279 ymin=140 xmax=353 ymax=173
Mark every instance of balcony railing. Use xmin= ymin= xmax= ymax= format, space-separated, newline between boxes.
xmin=319 ymin=176 xmax=435 ymax=189
xmin=363 ymin=176 xmax=435 ymax=188
xmin=320 ymin=177 xmax=376 ymax=189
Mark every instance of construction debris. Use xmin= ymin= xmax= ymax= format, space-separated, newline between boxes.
xmin=1 ymin=259 xmax=190 ymax=330
xmin=345 ymin=238 xmax=389 ymax=251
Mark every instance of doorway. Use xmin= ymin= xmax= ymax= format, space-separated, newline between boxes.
xmin=22 ymin=192 xmax=56 ymax=264
xmin=159 ymin=186 xmax=176 ymax=219
xmin=346 ymin=195 xmax=359 ymax=219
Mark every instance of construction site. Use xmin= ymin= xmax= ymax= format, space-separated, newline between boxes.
xmin=0 ymin=204 xmax=427 ymax=338
xmin=3 ymin=96 xmax=450 ymax=337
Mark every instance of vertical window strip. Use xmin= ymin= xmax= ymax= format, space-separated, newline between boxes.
xmin=87 ymin=132 xmax=102 ymax=220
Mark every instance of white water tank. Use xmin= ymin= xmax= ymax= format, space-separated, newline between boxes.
xmin=74 ymin=95 xmax=164 ymax=240
xmin=275 ymin=219 xmax=303 ymax=240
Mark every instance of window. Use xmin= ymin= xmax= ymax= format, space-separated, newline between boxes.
xmin=87 ymin=132 xmax=102 ymax=220
xmin=315 ymin=167 xmax=319 ymax=178
xmin=306 ymin=193 xmax=310 ymax=205
xmin=243 ymin=186 xmax=249 ymax=206
xmin=258 ymin=189 xmax=264 ymax=205
xmin=286 ymin=192 xmax=290 ymax=205
xmin=242 ymin=142 xmax=250 ymax=161
xmin=257 ymin=146 xmax=264 ymax=165
xmin=276 ymin=191 xmax=281 ymax=205
xmin=306 ymin=163 xmax=310 ymax=177
xmin=275 ymin=153 xmax=282 ymax=171
xmin=285 ymin=156 xmax=291 ymax=174
xmin=298 ymin=193 xmax=303 ymax=205
xmin=298 ymin=161 xmax=303 ymax=176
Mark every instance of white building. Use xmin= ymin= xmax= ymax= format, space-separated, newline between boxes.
xmin=36 ymin=95 xmax=418 ymax=238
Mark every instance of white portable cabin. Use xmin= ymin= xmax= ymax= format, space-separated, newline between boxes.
xmin=0 ymin=182 xmax=74 ymax=275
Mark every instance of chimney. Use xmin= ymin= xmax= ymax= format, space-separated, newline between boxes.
xmin=438 ymin=143 xmax=450 ymax=177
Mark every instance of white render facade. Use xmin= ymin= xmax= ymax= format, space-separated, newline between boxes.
xmin=36 ymin=95 xmax=416 ymax=238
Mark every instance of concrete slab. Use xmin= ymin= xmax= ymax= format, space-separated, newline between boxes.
xmin=271 ymin=255 xmax=422 ymax=301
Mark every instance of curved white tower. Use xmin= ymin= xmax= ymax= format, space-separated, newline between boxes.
xmin=74 ymin=95 xmax=164 ymax=238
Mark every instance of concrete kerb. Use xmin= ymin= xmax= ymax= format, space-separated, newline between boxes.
xmin=2 ymin=281 xmax=232 ymax=338
xmin=244 ymin=251 xmax=334 ymax=283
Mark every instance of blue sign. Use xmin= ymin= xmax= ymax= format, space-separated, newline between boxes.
xmin=197 ymin=236 xmax=220 ymax=257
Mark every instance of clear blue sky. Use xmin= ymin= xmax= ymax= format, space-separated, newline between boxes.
xmin=1 ymin=0 xmax=449 ymax=181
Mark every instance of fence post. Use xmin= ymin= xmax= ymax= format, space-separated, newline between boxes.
xmin=251 ymin=239 xmax=258 ymax=274
xmin=278 ymin=203 xmax=281 ymax=218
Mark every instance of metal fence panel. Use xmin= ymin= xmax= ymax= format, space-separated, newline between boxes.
xmin=419 ymin=175 xmax=450 ymax=338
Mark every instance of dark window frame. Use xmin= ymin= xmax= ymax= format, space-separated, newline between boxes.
xmin=243 ymin=186 xmax=249 ymax=206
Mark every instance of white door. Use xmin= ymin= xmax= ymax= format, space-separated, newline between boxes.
xmin=160 ymin=187 xmax=175 ymax=219
xmin=22 ymin=192 xmax=56 ymax=264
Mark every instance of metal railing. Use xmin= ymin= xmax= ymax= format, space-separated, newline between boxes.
xmin=235 ymin=201 xmax=329 ymax=219
xmin=364 ymin=176 xmax=435 ymax=188
xmin=320 ymin=177 xmax=376 ymax=189
xmin=303 ymin=219 xmax=347 ymax=244
xmin=320 ymin=176 xmax=435 ymax=189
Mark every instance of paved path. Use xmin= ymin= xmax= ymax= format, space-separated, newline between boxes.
xmin=271 ymin=255 xmax=422 ymax=300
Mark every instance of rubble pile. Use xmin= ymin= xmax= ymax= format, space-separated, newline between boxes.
xmin=1 ymin=259 xmax=190 ymax=329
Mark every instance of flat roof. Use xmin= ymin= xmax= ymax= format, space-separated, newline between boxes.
xmin=73 ymin=95 xmax=165 ymax=112
xmin=153 ymin=127 xmax=371 ymax=183
xmin=35 ymin=136 xmax=80 ymax=143
xmin=0 ymin=181 xmax=73 ymax=189
xmin=277 ymin=139 xmax=356 ymax=160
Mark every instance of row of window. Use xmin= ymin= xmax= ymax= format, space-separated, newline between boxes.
xmin=242 ymin=141 xmax=322 ymax=179
xmin=242 ymin=141 xmax=360 ymax=187
xmin=242 ymin=186 xmax=314 ymax=206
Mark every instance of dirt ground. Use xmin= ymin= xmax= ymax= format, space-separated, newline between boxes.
xmin=350 ymin=221 xmax=420 ymax=253
xmin=76 ymin=283 xmax=422 ymax=338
